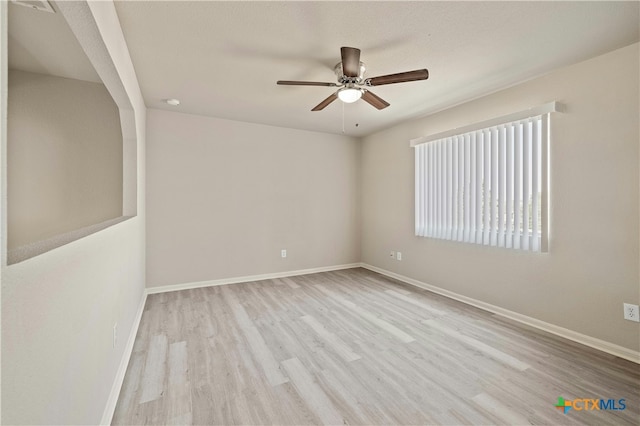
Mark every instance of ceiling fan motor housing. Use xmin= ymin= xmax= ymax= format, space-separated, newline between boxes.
xmin=334 ymin=62 xmax=367 ymax=84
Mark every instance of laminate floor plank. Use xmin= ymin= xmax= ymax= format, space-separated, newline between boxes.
xmin=471 ymin=392 xmax=532 ymax=425
xmin=111 ymin=352 xmax=145 ymax=424
xmin=221 ymin=286 xmax=289 ymax=387
xmin=280 ymin=276 xmax=301 ymax=289
xmin=384 ymin=288 xmax=448 ymax=317
xmin=422 ymin=318 xmax=531 ymax=371
xmin=139 ymin=334 xmax=168 ymax=404
xmin=113 ymin=268 xmax=640 ymax=425
xmin=281 ymin=357 xmax=345 ymax=425
xmin=317 ymin=365 xmax=394 ymax=425
xmin=315 ymin=284 xmax=416 ymax=343
xmin=300 ymin=315 xmax=361 ymax=362
xmin=163 ymin=380 xmax=191 ymax=424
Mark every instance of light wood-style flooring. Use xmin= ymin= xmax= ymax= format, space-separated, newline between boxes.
xmin=112 ymin=268 xmax=639 ymax=425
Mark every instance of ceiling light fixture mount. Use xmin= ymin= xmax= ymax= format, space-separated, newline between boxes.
xmin=165 ymin=98 xmax=180 ymax=106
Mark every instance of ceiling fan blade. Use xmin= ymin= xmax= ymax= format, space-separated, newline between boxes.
xmin=341 ymin=47 xmax=361 ymax=77
xmin=311 ymin=93 xmax=338 ymax=111
xmin=361 ymin=90 xmax=390 ymax=110
xmin=277 ymin=80 xmax=337 ymax=87
xmin=367 ymin=69 xmax=429 ymax=86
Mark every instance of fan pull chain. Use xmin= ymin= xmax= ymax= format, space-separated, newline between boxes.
xmin=342 ymin=102 xmax=345 ymax=133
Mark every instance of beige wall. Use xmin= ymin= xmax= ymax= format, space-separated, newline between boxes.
xmin=7 ymin=69 xmax=123 ymax=249
xmin=361 ymin=43 xmax=640 ymax=352
xmin=146 ymin=109 xmax=360 ymax=288
xmin=1 ymin=2 xmax=146 ymax=424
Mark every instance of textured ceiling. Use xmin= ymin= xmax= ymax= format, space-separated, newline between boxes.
xmin=8 ymin=1 xmax=101 ymax=83
xmin=114 ymin=1 xmax=639 ymax=137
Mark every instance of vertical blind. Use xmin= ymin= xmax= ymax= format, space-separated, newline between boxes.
xmin=414 ymin=114 xmax=549 ymax=252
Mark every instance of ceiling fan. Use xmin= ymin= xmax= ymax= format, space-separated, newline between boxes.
xmin=277 ymin=46 xmax=429 ymax=111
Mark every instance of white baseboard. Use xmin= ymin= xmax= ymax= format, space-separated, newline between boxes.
xmin=361 ymin=263 xmax=640 ymax=364
xmin=146 ymin=263 xmax=362 ymax=295
xmin=100 ymin=290 xmax=148 ymax=425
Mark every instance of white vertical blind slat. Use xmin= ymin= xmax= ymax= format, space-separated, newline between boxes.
xmin=540 ymin=114 xmax=549 ymax=252
xmin=522 ymin=120 xmax=531 ymax=251
xmin=513 ymin=121 xmax=522 ymax=249
xmin=483 ymin=129 xmax=491 ymax=245
xmin=491 ymin=127 xmax=499 ymax=247
xmin=421 ymin=144 xmax=427 ymax=237
xmin=443 ymin=140 xmax=447 ymax=239
xmin=442 ymin=140 xmax=448 ymax=240
xmin=423 ymin=144 xmax=428 ymax=237
xmin=498 ymin=125 xmax=506 ymax=248
xmin=506 ymin=123 xmax=514 ymax=248
xmin=452 ymin=138 xmax=458 ymax=240
xmin=438 ymin=140 xmax=444 ymax=239
xmin=414 ymin=146 xmax=426 ymax=235
xmin=428 ymin=142 xmax=434 ymax=237
xmin=470 ymin=132 xmax=477 ymax=243
xmin=532 ymin=119 xmax=540 ymax=251
xmin=446 ymin=139 xmax=453 ymax=240
xmin=475 ymin=131 xmax=483 ymax=244
xmin=440 ymin=140 xmax=445 ymax=239
xmin=464 ymin=134 xmax=471 ymax=242
xmin=433 ymin=141 xmax=438 ymax=238
xmin=457 ymin=135 xmax=465 ymax=241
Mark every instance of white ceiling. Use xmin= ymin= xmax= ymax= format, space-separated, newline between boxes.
xmin=8 ymin=1 xmax=101 ymax=83
xmin=111 ymin=1 xmax=639 ymax=137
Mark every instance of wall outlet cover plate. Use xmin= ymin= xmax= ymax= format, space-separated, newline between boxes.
xmin=623 ymin=303 xmax=640 ymax=322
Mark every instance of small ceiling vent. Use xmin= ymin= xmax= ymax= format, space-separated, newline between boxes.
xmin=10 ymin=0 xmax=55 ymax=13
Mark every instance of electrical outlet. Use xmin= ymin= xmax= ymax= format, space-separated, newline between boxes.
xmin=396 ymin=252 xmax=402 ymax=261
xmin=113 ymin=323 xmax=117 ymax=348
xmin=390 ymin=251 xmax=395 ymax=259
xmin=281 ymin=249 xmax=287 ymax=258
xmin=623 ymin=303 xmax=640 ymax=322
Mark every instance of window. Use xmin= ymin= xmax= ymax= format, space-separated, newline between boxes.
xmin=412 ymin=103 xmax=561 ymax=252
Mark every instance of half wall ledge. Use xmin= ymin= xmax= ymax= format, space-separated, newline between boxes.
xmin=7 ymin=215 xmax=134 ymax=265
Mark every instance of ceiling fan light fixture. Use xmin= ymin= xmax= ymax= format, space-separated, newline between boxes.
xmin=338 ymin=87 xmax=362 ymax=103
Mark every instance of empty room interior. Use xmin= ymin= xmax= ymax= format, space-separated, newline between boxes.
xmin=1 ymin=1 xmax=640 ymax=425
